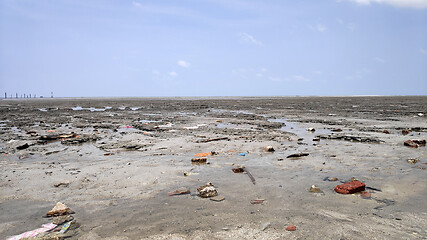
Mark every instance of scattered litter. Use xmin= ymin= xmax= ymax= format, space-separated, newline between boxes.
xmin=238 ymin=153 xmax=246 ymax=156
xmin=168 ymin=187 xmax=190 ymax=196
xmin=197 ymin=182 xmax=218 ymax=198
xmin=407 ymin=158 xmax=419 ymax=164
xmin=250 ymin=199 xmax=265 ymax=204
xmin=46 ymin=202 xmax=74 ymax=217
xmin=183 ymin=172 xmax=198 ymax=176
xmin=323 ymin=177 xmax=338 ymax=182
xmin=404 ymin=139 xmax=426 ymax=148
xmin=16 ymin=143 xmax=29 ymax=150
xmin=334 ymin=181 xmax=366 ymax=194
xmin=6 ymin=223 xmax=57 ymax=240
xmin=191 ymin=157 xmax=207 ymax=163
xmin=232 ymin=167 xmax=245 ymax=173
xmin=210 ymin=196 xmax=225 ymax=202
xmin=199 ymin=137 xmax=229 ymax=143
xmin=402 ymin=130 xmax=410 ymax=135
xmin=261 ymin=222 xmax=271 ymax=231
xmin=264 ymin=146 xmax=275 ymax=152
xmin=18 ymin=155 xmax=29 ymax=160
xmin=195 ymin=152 xmax=211 ymax=157
xmin=418 ymin=113 xmax=424 ymax=117
xmin=59 ymin=221 xmax=72 ymax=233
xmin=104 ymin=152 xmax=115 ymax=156
xmin=54 ymin=182 xmax=70 ymax=188
xmin=287 ymin=153 xmax=309 ymax=158
xmin=124 ymin=126 xmax=133 ymax=129
xmin=361 ymin=191 xmax=371 ymax=199
xmin=244 ymin=167 xmax=256 ymax=185
xmin=285 ymin=225 xmax=296 ymax=231
xmin=53 ymin=215 xmax=74 ymax=225
xmin=309 ymin=185 xmax=323 ymax=193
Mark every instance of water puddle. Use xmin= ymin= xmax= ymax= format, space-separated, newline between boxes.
xmin=269 ymin=118 xmax=331 ymax=143
xmin=71 ymin=106 xmax=110 ymax=112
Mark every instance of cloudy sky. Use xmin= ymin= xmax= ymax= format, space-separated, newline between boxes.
xmin=0 ymin=0 xmax=426 ymax=97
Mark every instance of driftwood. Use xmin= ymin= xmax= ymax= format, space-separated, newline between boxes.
xmin=199 ymin=137 xmax=229 ymax=143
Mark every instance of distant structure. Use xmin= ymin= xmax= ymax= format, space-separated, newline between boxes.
xmin=51 ymin=92 xmax=53 ymax=98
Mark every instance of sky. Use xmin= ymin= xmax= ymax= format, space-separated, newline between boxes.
xmin=0 ymin=0 xmax=426 ymax=97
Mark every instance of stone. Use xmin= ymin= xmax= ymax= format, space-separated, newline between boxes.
xmin=334 ymin=181 xmax=366 ymax=194
xmin=287 ymin=153 xmax=309 ymax=158
xmin=407 ymin=158 xmax=419 ymax=164
xmin=46 ymin=202 xmax=74 ymax=217
xmin=264 ymin=146 xmax=275 ymax=152
xmin=210 ymin=196 xmax=225 ymax=202
xmin=191 ymin=157 xmax=207 ymax=163
xmin=404 ymin=139 xmax=426 ymax=148
xmin=361 ymin=191 xmax=371 ymax=199
xmin=286 ymin=225 xmax=296 ymax=231
xmin=309 ymin=185 xmax=322 ymax=193
xmin=307 ymin=128 xmax=315 ymax=132
xmin=197 ymin=182 xmax=218 ymax=198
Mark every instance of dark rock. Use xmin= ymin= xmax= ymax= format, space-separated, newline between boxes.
xmin=287 ymin=153 xmax=309 ymax=158
xmin=17 ymin=143 xmax=29 ymax=150
xmin=404 ymin=139 xmax=426 ymax=148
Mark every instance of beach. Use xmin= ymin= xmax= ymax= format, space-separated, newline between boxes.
xmin=0 ymin=96 xmax=426 ymax=239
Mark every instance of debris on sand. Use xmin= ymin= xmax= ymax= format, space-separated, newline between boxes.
xmin=61 ymin=134 xmax=99 ymax=145
xmin=309 ymin=185 xmax=323 ymax=193
xmin=168 ymin=187 xmax=190 ymax=196
xmin=407 ymin=158 xmax=419 ymax=164
xmin=307 ymin=128 xmax=315 ymax=132
xmin=232 ymin=167 xmax=245 ymax=173
xmin=191 ymin=157 xmax=207 ymax=163
xmin=197 ymin=182 xmax=218 ymax=198
xmin=264 ymin=146 xmax=275 ymax=152
xmin=382 ymin=130 xmax=390 ymax=134
xmin=199 ymin=137 xmax=229 ymax=143
xmin=6 ymin=223 xmax=57 ymax=240
xmin=210 ymin=196 xmax=225 ymax=202
xmin=53 ymin=215 xmax=74 ymax=225
xmin=195 ymin=152 xmax=211 ymax=157
xmin=317 ymin=134 xmax=382 ymax=143
xmin=334 ymin=181 xmax=366 ymax=194
xmin=16 ymin=143 xmax=30 ymax=150
xmin=404 ymin=139 xmax=426 ymax=148
xmin=244 ymin=167 xmax=256 ymax=185
xmin=287 ymin=153 xmax=309 ymax=158
xmin=361 ymin=191 xmax=371 ymax=199
xmin=46 ymin=202 xmax=74 ymax=217
xmin=323 ymin=177 xmax=338 ymax=182
xmin=286 ymin=225 xmax=296 ymax=231
xmin=104 ymin=152 xmax=115 ymax=156
xmin=250 ymin=199 xmax=265 ymax=204
xmin=402 ymin=129 xmax=410 ymax=135
xmin=331 ymin=128 xmax=342 ymax=132
xmin=54 ymin=182 xmax=70 ymax=188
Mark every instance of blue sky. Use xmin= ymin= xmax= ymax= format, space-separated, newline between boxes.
xmin=0 ymin=0 xmax=426 ymax=97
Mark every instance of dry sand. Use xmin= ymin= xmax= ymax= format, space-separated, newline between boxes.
xmin=0 ymin=96 xmax=426 ymax=239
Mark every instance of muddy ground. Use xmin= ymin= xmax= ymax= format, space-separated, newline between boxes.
xmin=0 ymin=96 xmax=426 ymax=239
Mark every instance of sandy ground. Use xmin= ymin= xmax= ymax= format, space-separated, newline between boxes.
xmin=0 ymin=96 xmax=426 ymax=239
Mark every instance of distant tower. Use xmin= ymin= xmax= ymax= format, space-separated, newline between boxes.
xmin=51 ymin=92 xmax=53 ymax=98
xmin=16 ymin=93 xmax=18 ymax=98
xmin=24 ymin=94 xmax=26 ymax=98
xmin=4 ymin=92 xmax=6 ymax=99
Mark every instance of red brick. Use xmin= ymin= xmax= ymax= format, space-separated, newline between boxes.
xmin=334 ymin=181 xmax=366 ymax=194
xmin=286 ymin=225 xmax=296 ymax=231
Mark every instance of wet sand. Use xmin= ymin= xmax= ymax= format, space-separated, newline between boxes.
xmin=0 ymin=96 xmax=426 ymax=239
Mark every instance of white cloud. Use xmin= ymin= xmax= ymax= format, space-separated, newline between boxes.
xmin=239 ymin=32 xmax=263 ymax=46
xmin=132 ymin=1 xmax=143 ymax=8
xmin=420 ymin=48 xmax=427 ymax=55
xmin=169 ymin=72 xmax=177 ymax=77
xmin=292 ymin=75 xmax=311 ymax=82
xmin=316 ymin=24 xmax=327 ymax=33
xmin=375 ymin=57 xmax=385 ymax=63
xmin=177 ymin=60 xmax=191 ymax=68
xmin=348 ymin=0 xmax=427 ymax=9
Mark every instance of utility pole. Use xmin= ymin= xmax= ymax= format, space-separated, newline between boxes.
xmin=4 ymin=92 xmax=6 ymax=99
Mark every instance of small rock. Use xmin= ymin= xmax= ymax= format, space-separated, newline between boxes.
xmin=287 ymin=153 xmax=309 ymax=158
xmin=232 ymin=167 xmax=245 ymax=173
xmin=313 ymin=138 xmax=320 ymax=142
xmin=361 ymin=191 xmax=371 ymax=199
xmin=17 ymin=143 xmax=29 ymax=150
xmin=197 ymin=182 xmax=218 ymax=198
xmin=210 ymin=196 xmax=225 ymax=202
xmin=46 ymin=202 xmax=74 ymax=217
xmin=309 ymin=185 xmax=322 ymax=193
xmin=54 ymin=182 xmax=70 ymax=188
xmin=382 ymin=130 xmax=390 ymax=134
xmin=328 ymin=177 xmax=338 ymax=181
xmin=307 ymin=128 xmax=315 ymax=132
xmin=332 ymin=128 xmax=342 ymax=132
xmin=53 ymin=215 xmax=74 ymax=225
xmin=404 ymin=139 xmax=426 ymax=148
xmin=402 ymin=130 xmax=410 ymax=135
xmin=261 ymin=222 xmax=271 ymax=231
xmin=191 ymin=157 xmax=207 ymax=163
xmin=264 ymin=146 xmax=275 ymax=152
xmin=286 ymin=225 xmax=296 ymax=231
xmin=407 ymin=158 xmax=419 ymax=164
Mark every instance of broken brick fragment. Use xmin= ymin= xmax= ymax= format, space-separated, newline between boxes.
xmin=286 ymin=225 xmax=296 ymax=231
xmin=334 ymin=181 xmax=366 ymax=194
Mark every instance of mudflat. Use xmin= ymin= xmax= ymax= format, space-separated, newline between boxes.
xmin=0 ymin=96 xmax=426 ymax=239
